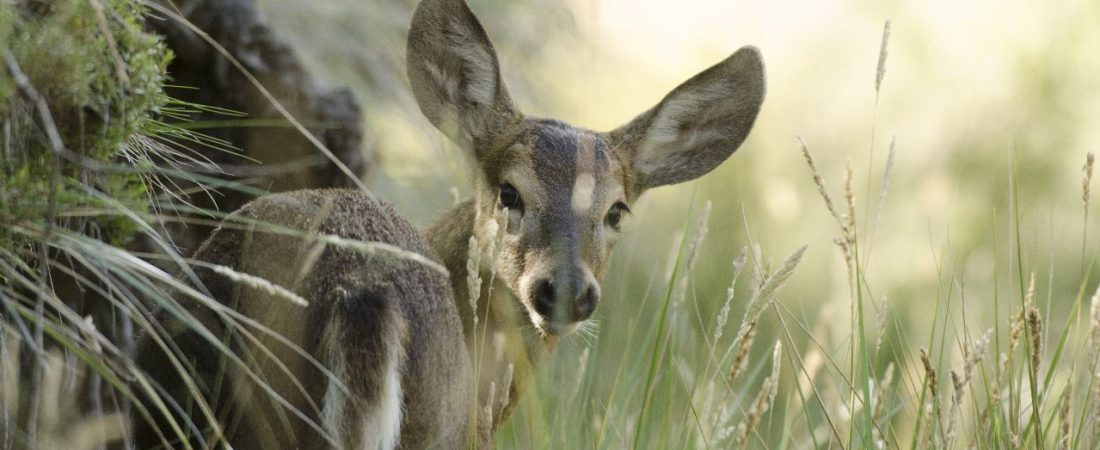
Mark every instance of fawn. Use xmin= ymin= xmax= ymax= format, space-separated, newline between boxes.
xmin=131 ymin=0 xmax=765 ymax=448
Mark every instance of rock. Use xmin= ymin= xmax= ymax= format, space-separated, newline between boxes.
xmin=149 ymin=0 xmax=370 ymax=251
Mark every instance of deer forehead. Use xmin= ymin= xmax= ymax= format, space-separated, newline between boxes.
xmin=495 ymin=120 xmax=625 ymax=215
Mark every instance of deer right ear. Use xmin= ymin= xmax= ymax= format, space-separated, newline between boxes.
xmin=609 ymin=47 xmax=765 ymax=192
xmin=407 ymin=0 xmax=520 ymax=158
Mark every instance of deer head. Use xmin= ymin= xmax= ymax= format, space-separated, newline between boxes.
xmin=408 ymin=0 xmax=765 ymax=336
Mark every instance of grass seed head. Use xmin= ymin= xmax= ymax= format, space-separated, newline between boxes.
xmin=920 ymin=348 xmax=939 ymax=404
xmin=734 ymin=342 xmax=782 ymax=448
xmin=1026 ymin=306 xmax=1043 ymax=373
xmin=875 ymin=20 xmax=891 ymax=93
xmin=466 ymin=236 xmax=482 ymax=325
xmin=210 ymin=264 xmax=309 ymax=307
xmin=946 ymin=370 xmax=964 ymax=443
xmin=797 ymin=137 xmax=844 ymax=227
xmin=844 ymin=158 xmax=856 ymax=240
xmin=1084 ymin=152 xmax=1095 ymax=210
xmin=715 ymin=247 xmax=749 ymax=344
xmin=484 ymin=381 xmax=496 ymax=427
xmin=1057 ymin=382 xmax=1071 ymax=450
xmin=728 ymin=322 xmax=757 ymax=385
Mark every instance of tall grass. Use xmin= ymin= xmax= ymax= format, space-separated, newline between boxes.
xmin=496 ymin=20 xmax=1100 ymax=450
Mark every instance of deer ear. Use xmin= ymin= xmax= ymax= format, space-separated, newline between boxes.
xmin=407 ymin=0 xmax=520 ymax=158
xmin=610 ymin=46 xmax=765 ymax=191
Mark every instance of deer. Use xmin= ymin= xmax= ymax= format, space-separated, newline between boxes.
xmin=130 ymin=0 xmax=765 ymax=448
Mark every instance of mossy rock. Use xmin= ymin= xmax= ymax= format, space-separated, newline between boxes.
xmin=0 ymin=0 xmax=172 ymax=246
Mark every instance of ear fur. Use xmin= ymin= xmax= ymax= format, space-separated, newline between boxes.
xmin=610 ymin=46 xmax=766 ymax=191
xmin=407 ymin=0 xmax=520 ymax=157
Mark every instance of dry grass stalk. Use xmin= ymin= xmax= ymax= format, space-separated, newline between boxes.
xmin=1001 ymin=274 xmax=1035 ymax=376
xmin=466 ymin=235 xmax=482 ymax=326
xmin=1026 ymin=306 xmax=1043 ymax=377
xmin=735 ymin=342 xmax=782 ymax=448
xmin=1056 ymin=382 xmax=1071 ymax=450
xmin=714 ymin=247 xmax=749 ymax=344
xmin=871 ymin=362 xmax=895 ymax=448
xmin=875 ymin=20 xmax=891 ymax=94
xmin=676 ymin=201 xmax=712 ymax=306
xmin=963 ymin=329 xmax=993 ymax=384
xmin=484 ymin=213 xmax=500 ymax=275
xmin=1002 ymin=307 xmax=1026 ymax=376
xmin=844 ymin=159 xmax=857 ymax=240
xmin=493 ymin=209 xmax=508 ymax=260
xmin=209 ymin=264 xmax=309 ymax=307
xmin=945 ymin=329 xmax=991 ymax=444
xmin=830 ymin=159 xmax=857 ymax=279
xmin=686 ymin=201 xmax=712 ymax=273
xmin=945 ymin=370 xmax=964 ymax=443
xmin=466 ymin=234 xmax=485 ymax=428
xmin=874 ymin=297 xmax=889 ymax=355
xmin=875 ymin=138 xmax=897 ymax=221
xmin=919 ymin=348 xmax=943 ymax=443
xmin=483 ymin=381 xmax=497 ymax=427
xmin=833 ymin=236 xmax=854 ymax=280
xmin=1084 ymin=152 xmax=1095 ymax=211
xmin=317 ymin=233 xmax=449 ymax=275
xmin=797 ymin=137 xmax=845 ymax=227
xmin=872 ymin=363 xmax=895 ymax=419
xmin=1025 ymin=271 xmax=1037 ymax=309
xmin=482 ymin=211 xmax=508 ymax=324
xmin=728 ymin=322 xmax=757 ymax=385
xmin=738 ymin=245 xmax=807 ymax=336
xmin=866 ymin=137 xmax=897 ymax=261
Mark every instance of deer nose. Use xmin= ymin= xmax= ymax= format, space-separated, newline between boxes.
xmin=573 ymin=285 xmax=598 ymax=321
xmin=531 ymin=277 xmax=599 ymax=323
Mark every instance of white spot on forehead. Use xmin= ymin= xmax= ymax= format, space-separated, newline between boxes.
xmin=571 ymin=173 xmax=596 ymax=213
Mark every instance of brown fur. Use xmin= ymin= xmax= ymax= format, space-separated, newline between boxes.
xmin=132 ymin=191 xmax=470 ymax=449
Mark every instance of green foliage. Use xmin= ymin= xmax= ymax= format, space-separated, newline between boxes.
xmin=0 ymin=0 xmax=172 ymax=246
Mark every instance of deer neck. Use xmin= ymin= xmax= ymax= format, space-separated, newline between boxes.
xmin=422 ymin=199 xmax=554 ymax=431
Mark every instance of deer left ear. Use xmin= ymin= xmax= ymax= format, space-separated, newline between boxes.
xmin=407 ymin=0 xmax=520 ymax=160
xmin=609 ymin=46 xmax=765 ymax=191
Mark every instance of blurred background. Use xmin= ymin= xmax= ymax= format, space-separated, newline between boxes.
xmin=249 ymin=0 xmax=1100 ymax=445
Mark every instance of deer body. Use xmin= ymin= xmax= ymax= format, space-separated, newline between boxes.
xmin=132 ymin=0 xmax=765 ymax=448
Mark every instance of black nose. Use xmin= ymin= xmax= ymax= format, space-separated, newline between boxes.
xmin=573 ymin=285 xmax=597 ymax=320
xmin=533 ymin=278 xmax=556 ymax=317
xmin=531 ymin=277 xmax=599 ymax=323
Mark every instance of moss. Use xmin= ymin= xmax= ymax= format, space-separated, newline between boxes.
xmin=0 ymin=0 xmax=173 ymax=247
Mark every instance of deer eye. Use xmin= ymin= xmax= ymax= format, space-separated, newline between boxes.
xmin=498 ymin=183 xmax=523 ymax=211
xmin=606 ymin=202 xmax=629 ymax=230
